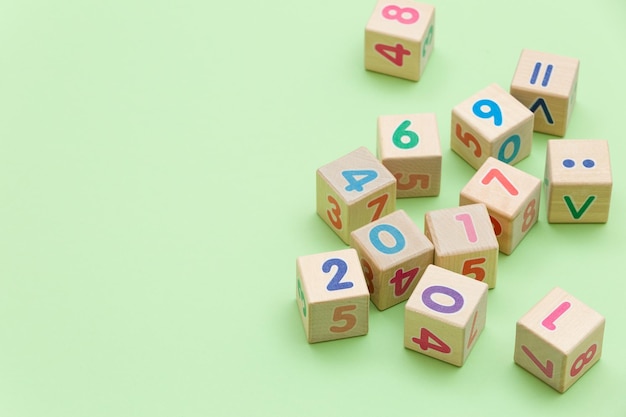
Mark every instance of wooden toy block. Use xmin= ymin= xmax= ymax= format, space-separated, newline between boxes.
xmin=510 ymin=49 xmax=580 ymax=137
xmin=460 ymin=157 xmax=541 ymax=255
xmin=377 ymin=113 xmax=442 ymax=198
xmin=545 ymin=139 xmax=612 ymax=223
xmin=296 ymin=248 xmax=370 ymax=343
xmin=514 ymin=287 xmax=605 ymax=393
xmin=364 ymin=0 xmax=435 ymax=81
xmin=316 ymin=147 xmax=396 ymax=244
xmin=404 ymin=264 xmax=488 ymax=367
xmin=424 ymin=203 xmax=499 ymax=289
xmin=350 ymin=209 xmax=434 ymax=311
xmin=451 ymin=83 xmax=534 ymax=169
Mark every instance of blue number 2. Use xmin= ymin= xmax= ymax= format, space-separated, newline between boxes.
xmin=323 ymin=258 xmax=353 ymax=291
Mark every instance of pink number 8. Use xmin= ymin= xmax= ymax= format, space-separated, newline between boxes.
xmin=382 ymin=5 xmax=419 ymax=24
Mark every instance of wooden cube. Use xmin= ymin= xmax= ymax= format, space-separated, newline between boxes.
xmin=350 ymin=209 xmax=434 ymax=311
xmin=510 ymin=49 xmax=580 ymax=137
xmin=424 ymin=203 xmax=499 ymax=289
xmin=404 ymin=264 xmax=488 ymax=366
xmin=451 ymin=83 xmax=534 ymax=169
xmin=377 ymin=113 xmax=442 ymax=198
xmin=364 ymin=0 xmax=435 ymax=81
xmin=296 ymin=248 xmax=370 ymax=343
xmin=316 ymin=147 xmax=396 ymax=244
xmin=545 ymin=139 xmax=612 ymax=223
xmin=460 ymin=157 xmax=541 ymax=255
xmin=514 ymin=287 xmax=605 ymax=393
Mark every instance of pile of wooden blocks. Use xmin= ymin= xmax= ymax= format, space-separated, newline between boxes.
xmin=295 ymin=0 xmax=611 ymax=394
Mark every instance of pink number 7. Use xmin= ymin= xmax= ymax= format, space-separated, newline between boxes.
xmin=542 ymin=301 xmax=571 ymax=331
xmin=481 ymin=168 xmax=519 ymax=196
xmin=521 ymin=345 xmax=554 ymax=378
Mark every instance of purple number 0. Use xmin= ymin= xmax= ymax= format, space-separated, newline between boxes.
xmin=422 ymin=285 xmax=464 ymax=314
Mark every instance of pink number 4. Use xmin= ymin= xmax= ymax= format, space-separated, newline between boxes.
xmin=375 ymin=43 xmax=411 ymax=66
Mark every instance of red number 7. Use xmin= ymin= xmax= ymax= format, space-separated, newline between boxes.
xmin=367 ymin=193 xmax=389 ymax=221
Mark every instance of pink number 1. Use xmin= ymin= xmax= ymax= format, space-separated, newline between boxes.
xmin=455 ymin=213 xmax=478 ymax=243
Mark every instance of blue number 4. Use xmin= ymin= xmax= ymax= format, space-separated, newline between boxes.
xmin=342 ymin=170 xmax=378 ymax=192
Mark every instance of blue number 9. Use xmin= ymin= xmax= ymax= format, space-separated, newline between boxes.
xmin=472 ymin=99 xmax=503 ymax=127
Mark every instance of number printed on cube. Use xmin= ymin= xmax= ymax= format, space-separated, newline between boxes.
xmin=460 ymin=157 xmax=541 ymax=255
xmin=451 ymin=83 xmax=534 ymax=169
xmin=545 ymin=139 xmax=612 ymax=223
xmin=296 ymin=248 xmax=370 ymax=343
xmin=404 ymin=265 xmax=488 ymax=367
xmin=510 ymin=49 xmax=580 ymax=137
xmin=316 ymin=147 xmax=396 ymax=244
xmin=350 ymin=209 xmax=434 ymax=311
xmin=424 ymin=203 xmax=499 ymax=288
xmin=377 ymin=113 xmax=442 ymax=198
xmin=514 ymin=287 xmax=605 ymax=393
xmin=364 ymin=0 xmax=435 ymax=81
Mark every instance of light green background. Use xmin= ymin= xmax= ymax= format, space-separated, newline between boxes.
xmin=1 ymin=1 xmax=625 ymax=416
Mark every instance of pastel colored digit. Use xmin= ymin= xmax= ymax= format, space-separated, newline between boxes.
xmin=374 ymin=43 xmax=411 ymax=66
xmin=326 ymin=195 xmax=342 ymax=230
xmin=530 ymin=62 xmax=553 ymax=87
xmin=367 ymin=193 xmax=389 ymax=221
xmin=481 ymin=167 xmax=519 ymax=196
xmin=454 ymin=212 xmax=478 ymax=243
xmin=392 ymin=120 xmax=419 ymax=149
xmin=467 ymin=311 xmax=479 ymax=348
xmin=394 ymin=173 xmax=429 ymax=190
xmin=297 ymin=279 xmax=307 ymax=317
xmin=389 ymin=267 xmax=419 ymax=297
xmin=529 ymin=97 xmax=554 ymax=124
xmin=472 ymin=99 xmax=503 ymax=127
xmin=563 ymin=195 xmax=596 ymax=220
xmin=342 ymin=169 xmax=378 ymax=192
xmin=461 ymin=257 xmax=486 ymax=281
xmin=381 ymin=4 xmax=419 ymax=24
xmin=455 ymin=123 xmax=482 ymax=157
xmin=521 ymin=198 xmax=537 ymax=233
xmin=521 ymin=345 xmax=554 ymax=378
xmin=369 ymin=223 xmax=406 ymax=255
xmin=422 ymin=285 xmax=464 ymax=314
xmin=329 ymin=305 xmax=357 ymax=333
xmin=323 ymin=258 xmax=353 ymax=291
xmin=570 ymin=344 xmax=597 ymax=377
xmin=411 ymin=327 xmax=451 ymax=354
xmin=541 ymin=301 xmax=571 ymax=331
xmin=360 ymin=258 xmax=375 ymax=294
xmin=489 ymin=215 xmax=503 ymax=237
xmin=422 ymin=25 xmax=433 ymax=57
xmin=498 ymin=134 xmax=521 ymax=163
